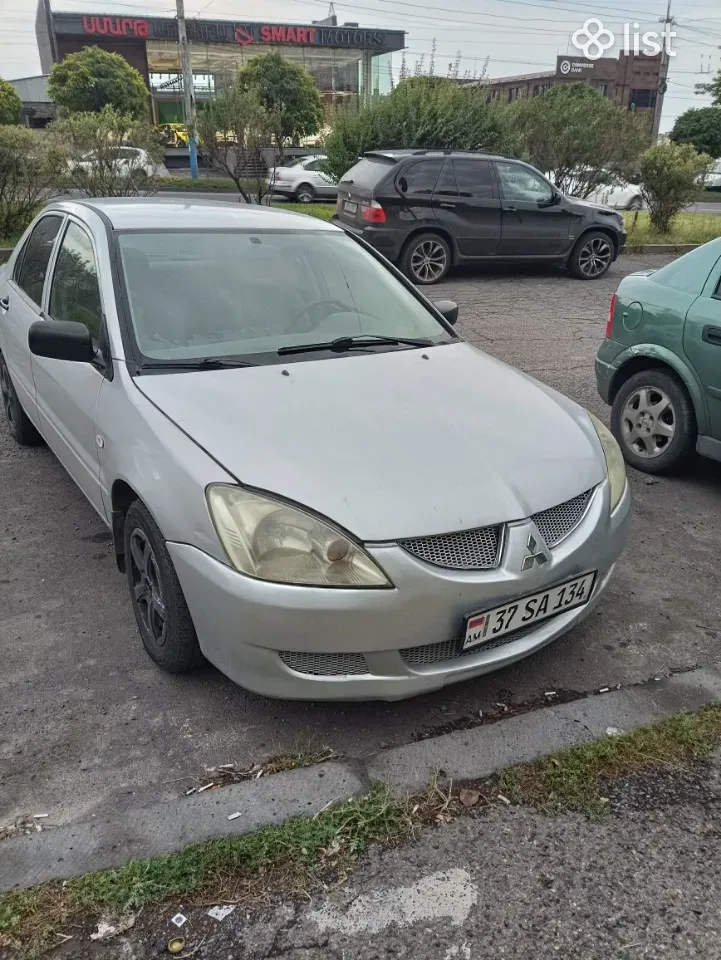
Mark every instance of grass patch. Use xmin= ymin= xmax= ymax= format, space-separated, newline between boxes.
xmin=499 ymin=705 xmax=721 ymax=819
xmin=155 ymin=176 xmax=240 ymax=192
xmin=626 ymin=211 xmax=721 ymax=246
xmin=275 ymin=202 xmax=334 ymax=220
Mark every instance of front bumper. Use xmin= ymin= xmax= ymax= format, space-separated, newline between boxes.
xmin=169 ymin=480 xmax=631 ymax=701
xmin=331 ymin=215 xmax=405 ymax=262
xmin=595 ymin=337 xmax=626 ymax=403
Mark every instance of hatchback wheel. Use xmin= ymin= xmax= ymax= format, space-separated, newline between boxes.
xmin=627 ymin=196 xmax=643 ymax=211
xmin=611 ymin=369 xmax=696 ymax=474
xmin=124 ymin=500 xmax=205 ymax=672
xmin=569 ymin=231 xmax=614 ymax=280
xmin=295 ymin=183 xmax=315 ymax=203
xmin=402 ymin=233 xmax=451 ymax=285
xmin=0 ymin=354 xmax=42 ymax=446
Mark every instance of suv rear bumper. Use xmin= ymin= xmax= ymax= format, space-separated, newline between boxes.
xmin=332 ymin=215 xmax=405 ymax=262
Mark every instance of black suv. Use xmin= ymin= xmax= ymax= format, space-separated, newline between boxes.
xmin=332 ymin=150 xmax=627 ymax=284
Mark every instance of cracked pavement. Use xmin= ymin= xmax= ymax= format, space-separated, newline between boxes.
xmin=4 ymin=252 xmax=721 ymax=831
xmin=57 ymin=753 xmax=721 ymax=960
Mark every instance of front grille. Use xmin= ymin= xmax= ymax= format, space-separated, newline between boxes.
xmin=279 ymin=651 xmax=369 ymax=677
xmin=532 ymin=489 xmax=594 ymax=547
xmin=401 ymin=623 xmax=538 ymax=667
xmin=400 ymin=525 xmax=501 ymax=570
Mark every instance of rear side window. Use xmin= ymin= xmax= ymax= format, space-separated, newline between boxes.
xmin=398 ymin=159 xmax=443 ymax=196
xmin=452 ymin=160 xmax=495 ymax=199
xmin=14 ymin=215 xmax=63 ymax=306
xmin=48 ymin=221 xmax=103 ymax=339
xmin=339 ymin=156 xmax=396 ymax=190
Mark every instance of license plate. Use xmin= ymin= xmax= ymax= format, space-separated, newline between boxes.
xmin=344 ymin=200 xmax=358 ymax=214
xmin=463 ymin=571 xmax=597 ymax=651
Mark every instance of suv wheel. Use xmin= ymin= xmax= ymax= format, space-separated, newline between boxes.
xmin=402 ymin=233 xmax=451 ymax=285
xmin=0 ymin=354 xmax=42 ymax=446
xmin=295 ymin=183 xmax=315 ymax=203
xmin=611 ymin=369 xmax=696 ymax=474
xmin=568 ymin=231 xmax=614 ymax=280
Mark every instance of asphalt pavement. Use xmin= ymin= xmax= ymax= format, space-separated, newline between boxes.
xmin=3 ymin=252 xmax=721 ymax=833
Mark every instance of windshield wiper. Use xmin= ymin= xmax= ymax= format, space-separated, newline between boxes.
xmin=277 ymin=334 xmax=433 ymax=356
xmin=140 ymin=357 xmax=257 ymax=370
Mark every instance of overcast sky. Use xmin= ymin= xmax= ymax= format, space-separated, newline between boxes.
xmin=2 ymin=0 xmax=719 ymax=132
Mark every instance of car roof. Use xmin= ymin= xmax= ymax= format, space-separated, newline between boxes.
xmin=43 ymin=197 xmax=339 ymax=232
xmin=364 ymin=149 xmax=508 ymax=162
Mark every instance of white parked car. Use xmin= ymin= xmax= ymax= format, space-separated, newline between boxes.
xmin=584 ymin=179 xmax=643 ymax=210
xmin=69 ymin=147 xmax=158 ymax=179
xmin=268 ymin=155 xmax=337 ymax=203
xmin=706 ymin=159 xmax=721 ymax=191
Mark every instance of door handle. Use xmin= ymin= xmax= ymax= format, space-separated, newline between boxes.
xmin=0 ymin=296 xmax=8 ymax=312
xmin=503 ymin=205 xmax=518 ymax=213
xmin=702 ymin=325 xmax=721 ymax=346
xmin=438 ymin=202 xmax=456 ymax=209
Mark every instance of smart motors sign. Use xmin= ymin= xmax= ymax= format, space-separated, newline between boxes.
xmin=51 ymin=12 xmax=405 ymax=52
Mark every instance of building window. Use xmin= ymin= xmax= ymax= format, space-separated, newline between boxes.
xmin=596 ymin=83 xmax=608 ymax=96
xmin=507 ymin=86 xmax=522 ymax=102
xmin=532 ymin=83 xmax=551 ymax=96
xmin=629 ymin=88 xmax=657 ymax=109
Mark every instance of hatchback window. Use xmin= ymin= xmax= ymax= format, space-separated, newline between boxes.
xmin=398 ymin=159 xmax=443 ymax=196
xmin=14 ymin=215 xmax=63 ymax=306
xmin=451 ymin=160 xmax=495 ymax=200
xmin=497 ymin=162 xmax=554 ymax=203
xmin=48 ymin=221 xmax=103 ymax=339
xmin=339 ymin=156 xmax=396 ymax=189
xmin=118 ymin=230 xmax=453 ymax=362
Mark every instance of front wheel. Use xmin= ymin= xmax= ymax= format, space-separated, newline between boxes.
xmin=401 ymin=233 xmax=451 ymax=285
xmin=627 ymin=196 xmax=643 ymax=211
xmin=568 ymin=231 xmax=614 ymax=280
xmin=295 ymin=183 xmax=315 ymax=203
xmin=0 ymin=354 xmax=42 ymax=446
xmin=611 ymin=369 xmax=696 ymax=474
xmin=124 ymin=500 xmax=205 ymax=672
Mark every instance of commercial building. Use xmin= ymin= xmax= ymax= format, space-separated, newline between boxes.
xmin=34 ymin=3 xmax=405 ymax=123
xmin=472 ymin=52 xmax=663 ymax=129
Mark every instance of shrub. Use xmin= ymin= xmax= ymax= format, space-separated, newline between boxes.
xmin=0 ymin=126 xmax=65 ymax=240
xmin=48 ymin=46 xmax=149 ymax=120
xmin=0 ymin=78 xmax=21 ymax=126
xmin=670 ymin=107 xmax=721 ymax=161
xmin=638 ymin=141 xmax=713 ymax=234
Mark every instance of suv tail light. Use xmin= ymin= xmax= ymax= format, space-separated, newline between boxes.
xmin=361 ymin=200 xmax=386 ymax=224
xmin=605 ymin=291 xmax=617 ymax=338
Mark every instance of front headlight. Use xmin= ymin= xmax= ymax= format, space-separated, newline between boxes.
xmin=206 ymin=484 xmax=391 ymax=588
xmin=589 ymin=413 xmax=627 ymax=511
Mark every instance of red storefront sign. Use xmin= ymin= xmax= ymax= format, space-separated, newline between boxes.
xmin=82 ymin=16 xmax=149 ymax=38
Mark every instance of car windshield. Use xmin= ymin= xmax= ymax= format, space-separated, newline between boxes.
xmin=117 ymin=229 xmax=454 ymax=364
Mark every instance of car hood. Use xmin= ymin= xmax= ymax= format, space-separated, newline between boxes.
xmin=135 ymin=343 xmax=606 ymax=541
xmin=567 ymin=195 xmax=616 ymax=214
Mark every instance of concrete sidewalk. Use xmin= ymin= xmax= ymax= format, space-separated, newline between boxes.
xmin=4 ymin=663 xmax=721 ymax=893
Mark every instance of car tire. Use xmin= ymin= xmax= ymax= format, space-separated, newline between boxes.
xmin=611 ymin=369 xmax=696 ymax=475
xmin=124 ymin=499 xmax=205 ymax=672
xmin=0 ymin=353 xmax=42 ymax=446
xmin=295 ymin=183 xmax=315 ymax=203
xmin=401 ymin=232 xmax=451 ymax=285
xmin=568 ymin=230 xmax=615 ymax=280
xmin=627 ymin=196 xmax=643 ymax=211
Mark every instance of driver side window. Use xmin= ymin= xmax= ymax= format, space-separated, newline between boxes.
xmin=496 ymin=162 xmax=554 ymax=203
xmin=48 ymin=222 xmax=103 ymax=339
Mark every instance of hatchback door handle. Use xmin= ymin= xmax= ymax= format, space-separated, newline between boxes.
xmin=0 ymin=296 xmax=8 ymax=311
xmin=438 ymin=202 xmax=456 ymax=209
xmin=703 ymin=325 xmax=721 ymax=346
xmin=503 ymin=205 xmax=518 ymax=213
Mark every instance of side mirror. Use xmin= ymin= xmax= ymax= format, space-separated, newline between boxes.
xmin=29 ymin=319 xmax=96 ymax=363
xmin=539 ymin=192 xmax=562 ymax=208
xmin=432 ymin=299 xmax=459 ymax=326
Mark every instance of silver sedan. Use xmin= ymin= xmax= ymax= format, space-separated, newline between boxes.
xmin=0 ymin=199 xmax=630 ymax=700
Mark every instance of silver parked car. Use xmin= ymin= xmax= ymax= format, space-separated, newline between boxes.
xmin=268 ymin=155 xmax=337 ymax=203
xmin=0 ymin=199 xmax=630 ymax=701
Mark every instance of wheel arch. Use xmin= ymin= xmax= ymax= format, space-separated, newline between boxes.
xmin=111 ymin=479 xmax=139 ymax=572
xmin=400 ymin=225 xmax=459 ymax=266
xmin=608 ymin=348 xmax=708 ymax=434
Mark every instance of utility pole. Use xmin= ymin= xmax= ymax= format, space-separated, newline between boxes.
xmin=652 ymin=0 xmax=674 ymax=142
xmin=176 ymin=0 xmax=198 ymax=180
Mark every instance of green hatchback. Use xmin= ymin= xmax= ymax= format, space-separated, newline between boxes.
xmin=596 ymin=238 xmax=721 ymax=474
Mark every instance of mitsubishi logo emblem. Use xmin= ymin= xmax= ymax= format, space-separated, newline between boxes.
xmin=522 ymin=534 xmax=549 ymax=571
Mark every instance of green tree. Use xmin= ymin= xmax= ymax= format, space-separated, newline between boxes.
xmin=670 ymin=107 xmax=721 ymax=160
xmin=511 ymin=83 xmax=649 ymax=198
xmin=0 ymin=125 xmax=66 ymax=239
xmin=638 ymin=141 xmax=712 ymax=234
xmin=51 ymin=106 xmax=163 ymax=197
xmin=237 ymin=52 xmax=324 ymax=146
xmin=695 ymin=68 xmax=721 ymax=107
xmin=48 ymin=46 xmax=149 ymax=119
xmin=196 ymin=85 xmax=274 ymax=202
xmin=0 ymin=78 xmax=21 ymax=125
xmin=323 ymin=76 xmax=515 ymax=182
